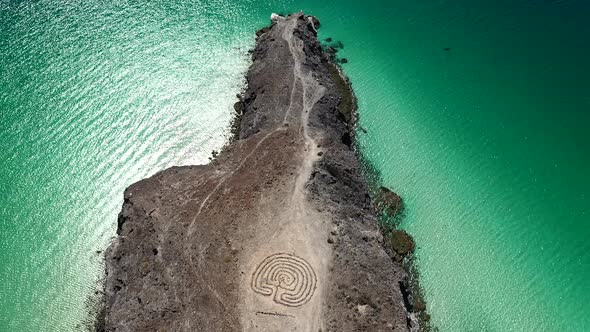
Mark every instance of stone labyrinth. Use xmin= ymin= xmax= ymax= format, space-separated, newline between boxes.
xmin=251 ymin=253 xmax=317 ymax=307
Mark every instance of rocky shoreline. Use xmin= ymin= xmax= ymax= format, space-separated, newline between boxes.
xmin=100 ymin=12 xmax=426 ymax=331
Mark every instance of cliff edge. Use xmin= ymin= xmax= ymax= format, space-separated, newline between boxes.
xmin=103 ymin=13 xmax=412 ymax=331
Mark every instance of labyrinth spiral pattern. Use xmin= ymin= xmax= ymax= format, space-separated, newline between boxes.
xmin=251 ymin=253 xmax=317 ymax=307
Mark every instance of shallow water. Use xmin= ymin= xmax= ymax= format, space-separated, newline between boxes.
xmin=1 ymin=0 xmax=588 ymax=330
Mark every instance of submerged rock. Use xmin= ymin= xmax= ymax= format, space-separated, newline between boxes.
xmin=390 ymin=229 xmax=416 ymax=256
xmin=376 ymin=186 xmax=404 ymax=217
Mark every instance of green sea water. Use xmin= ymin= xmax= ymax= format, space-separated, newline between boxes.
xmin=1 ymin=0 xmax=588 ymax=331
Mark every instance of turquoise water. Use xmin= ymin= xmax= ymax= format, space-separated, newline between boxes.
xmin=1 ymin=1 xmax=588 ymax=331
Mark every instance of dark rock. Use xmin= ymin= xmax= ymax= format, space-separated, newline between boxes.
xmin=233 ymin=101 xmax=243 ymax=114
xmin=310 ymin=16 xmax=320 ymax=28
xmin=341 ymin=132 xmax=352 ymax=148
xmin=255 ymin=26 xmax=271 ymax=37
xmin=376 ymin=186 xmax=403 ymax=217
xmin=390 ymin=229 xmax=415 ymax=256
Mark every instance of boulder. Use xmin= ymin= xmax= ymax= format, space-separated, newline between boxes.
xmin=311 ymin=16 xmax=320 ymax=28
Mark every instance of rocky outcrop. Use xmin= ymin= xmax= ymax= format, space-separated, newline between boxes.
xmin=102 ymin=13 xmax=413 ymax=331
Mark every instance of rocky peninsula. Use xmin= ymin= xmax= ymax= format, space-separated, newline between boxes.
xmin=102 ymin=12 xmax=421 ymax=331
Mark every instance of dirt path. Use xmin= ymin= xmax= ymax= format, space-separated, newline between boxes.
xmin=238 ymin=17 xmax=331 ymax=331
